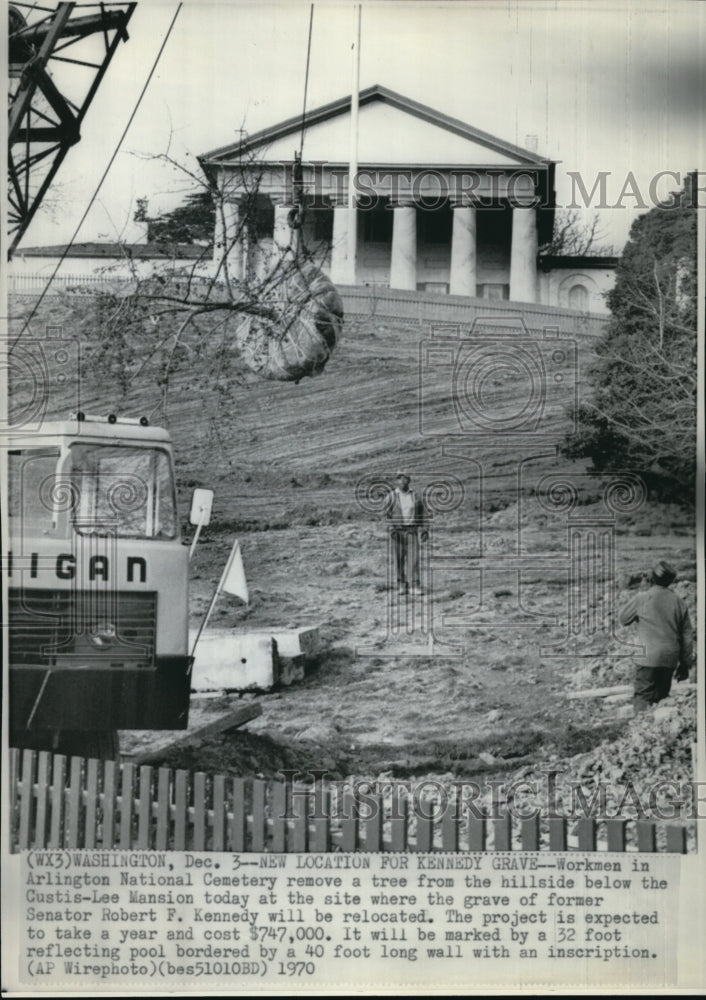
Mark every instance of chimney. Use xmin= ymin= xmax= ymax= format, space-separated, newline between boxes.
xmin=524 ymin=134 xmax=538 ymax=152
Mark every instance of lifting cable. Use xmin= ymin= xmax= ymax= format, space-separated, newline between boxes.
xmin=288 ymin=3 xmax=314 ymax=241
xmin=299 ymin=3 xmax=314 ymax=161
xmin=12 ymin=2 xmax=184 ymax=348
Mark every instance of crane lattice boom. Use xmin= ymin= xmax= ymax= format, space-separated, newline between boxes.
xmin=7 ymin=1 xmax=136 ymax=256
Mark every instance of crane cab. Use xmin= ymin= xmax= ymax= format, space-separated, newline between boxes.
xmin=6 ymin=413 xmax=192 ymax=755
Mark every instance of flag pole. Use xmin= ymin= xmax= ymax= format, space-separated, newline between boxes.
xmin=346 ymin=3 xmax=361 ymax=283
xmin=188 ymin=507 xmax=207 ymax=561
xmin=190 ymin=546 xmax=234 ymax=658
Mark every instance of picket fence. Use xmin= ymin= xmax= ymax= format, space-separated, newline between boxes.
xmin=10 ymin=749 xmax=693 ymax=854
xmin=7 ymin=272 xmax=131 ymax=294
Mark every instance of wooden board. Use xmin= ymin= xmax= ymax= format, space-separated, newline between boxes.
xmin=125 ymin=702 xmax=262 ymax=765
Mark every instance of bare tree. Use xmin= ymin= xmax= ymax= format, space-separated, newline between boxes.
xmin=540 ymin=209 xmax=613 ymax=257
xmin=66 ymin=145 xmax=342 ymax=421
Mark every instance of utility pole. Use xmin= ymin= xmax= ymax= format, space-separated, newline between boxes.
xmin=344 ymin=3 xmax=362 ymax=284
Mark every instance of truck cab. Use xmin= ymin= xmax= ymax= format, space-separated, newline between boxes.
xmin=6 ymin=414 xmax=192 ymax=757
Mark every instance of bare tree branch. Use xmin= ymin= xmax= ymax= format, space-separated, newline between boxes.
xmin=63 ymin=136 xmax=343 ymax=416
xmin=540 ymin=209 xmax=613 ymax=256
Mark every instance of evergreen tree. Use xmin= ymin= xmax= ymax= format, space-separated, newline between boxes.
xmin=137 ymin=190 xmax=215 ymax=245
xmin=562 ymin=179 xmax=697 ymax=499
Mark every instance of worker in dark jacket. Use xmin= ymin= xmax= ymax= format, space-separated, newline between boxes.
xmin=619 ymin=560 xmax=693 ymax=712
xmin=386 ymin=473 xmax=428 ymax=594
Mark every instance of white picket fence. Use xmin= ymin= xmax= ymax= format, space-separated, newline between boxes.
xmin=8 ymin=272 xmax=133 ymax=294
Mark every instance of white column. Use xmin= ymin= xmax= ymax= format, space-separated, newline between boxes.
xmin=390 ymin=202 xmax=417 ymax=291
xmin=344 ymin=205 xmax=358 ymax=285
xmin=330 ymin=204 xmax=354 ymax=285
xmin=216 ymin=200 xmax=243 ymax=281
xmin=213 ymin=205 xmax=225 ymax=263
xmin=449 ymin=201 xmax=477 ymax=297
xmin=510 ymin=206 xmax=538 ymax=303
xmin=272 ymin=199 xmax=297 ymax=267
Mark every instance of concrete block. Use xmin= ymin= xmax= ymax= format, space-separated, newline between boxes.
xmin=263 ymin=624 xmax=321 ymax=659
xmin=189 ymin=624 xmax=322 ymax=692
xmin=190 ymin=630 xmax=277 ymax=691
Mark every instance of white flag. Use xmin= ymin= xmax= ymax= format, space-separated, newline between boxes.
xmin=219 ymin=539 xmax=249 ymax=603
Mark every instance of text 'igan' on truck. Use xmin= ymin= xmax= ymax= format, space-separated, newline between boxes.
xmin=7 ymin=413 xmax=192 ymax=759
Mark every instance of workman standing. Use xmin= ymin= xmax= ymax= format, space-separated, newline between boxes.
xmin=386 ymin=473 xmax=428 ymax=595
xmin=619 ymin=560 xmax=693 ymax=712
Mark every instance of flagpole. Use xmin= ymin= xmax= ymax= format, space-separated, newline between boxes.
xmin=346 ymin=3 xmax=361 ymax=284
xmin=188 ymin=507 xmax=207 ymax=561
xmin=189 ymin=546 xmax=234 ymax=658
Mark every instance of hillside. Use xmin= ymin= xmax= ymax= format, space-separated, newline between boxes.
xmin=7 ymin=292 xmax=697 ymax=817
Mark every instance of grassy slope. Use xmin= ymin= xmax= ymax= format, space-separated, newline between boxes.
xmin=8 ymin=293 xmax=697 ymax=796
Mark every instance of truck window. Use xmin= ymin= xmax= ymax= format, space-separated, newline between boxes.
xmin=69 ymin=445 xmax=177 ymax=539
xmin=7 ymin=449 xmax=62 ymax=534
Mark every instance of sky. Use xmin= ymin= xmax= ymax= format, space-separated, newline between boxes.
xmin=12 ymin=0 xmax=706 ymax=253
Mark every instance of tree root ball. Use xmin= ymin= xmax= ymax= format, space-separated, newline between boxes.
xmin=236 ymin=260 xmax=343 ymax=382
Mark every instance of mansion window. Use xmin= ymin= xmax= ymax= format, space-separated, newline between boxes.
xmin=251 ymin=196 xmax=274 ymax=239
xmin=480 ymin=283 xmax=510 ymax=301
xmin=568 ymin=283 xmax=589 ymax=310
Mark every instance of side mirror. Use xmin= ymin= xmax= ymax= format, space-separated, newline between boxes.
xmin=189 ymin=488 xmax=214 ymax=527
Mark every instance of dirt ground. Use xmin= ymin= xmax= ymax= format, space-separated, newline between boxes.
xmin=121 ymin=516 xmax=696 ymax=810
xmin=10 ymin=295 xmax=698 ymax=806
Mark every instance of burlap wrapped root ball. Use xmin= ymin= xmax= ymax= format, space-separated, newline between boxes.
xmin=236 ymin=261 xmax=343 ymax=382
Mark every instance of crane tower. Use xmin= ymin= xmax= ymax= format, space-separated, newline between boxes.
xmin=7 ymin=1 xmax=136 ymax=256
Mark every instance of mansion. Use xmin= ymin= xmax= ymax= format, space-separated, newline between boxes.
xmin=199 ymin=85 xmax=616 ymax=315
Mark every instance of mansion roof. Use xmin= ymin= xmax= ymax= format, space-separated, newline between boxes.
xmin=200 ymin=84 xmax=554 ymax=171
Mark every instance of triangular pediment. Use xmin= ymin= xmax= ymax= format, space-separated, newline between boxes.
xmin=202 ymin=85 xmax=549 ymax=169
